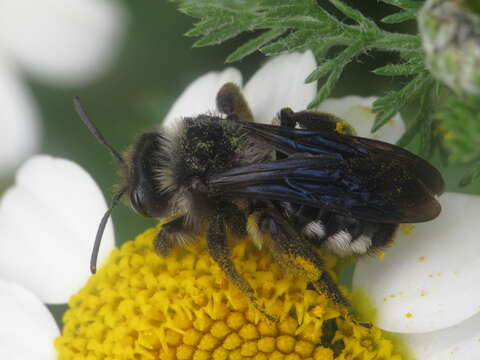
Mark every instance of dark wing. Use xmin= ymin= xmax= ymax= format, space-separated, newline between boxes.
xmin=208 ymin=122 xmax=444 ymax=223
xmin=238 ymin=121 xmax=445 ymax=195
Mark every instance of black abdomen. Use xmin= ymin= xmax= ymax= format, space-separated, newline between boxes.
xmin=281 ymin=202 xmax=398 ymax=256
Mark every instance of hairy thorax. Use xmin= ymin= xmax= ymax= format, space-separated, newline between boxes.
xmin=158 ymin=115 xmax=255 ymax=225
xmin=176 ymin=115 xmax=248 ymax=182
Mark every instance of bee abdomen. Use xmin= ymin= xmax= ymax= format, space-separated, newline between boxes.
xmin=283 ymin=203 xmax=397 ymax=257
xmin=302 ymin=220 xmax=326 ymax=239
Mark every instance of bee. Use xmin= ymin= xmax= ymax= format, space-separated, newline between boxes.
xmin=74 ymin=82 xmax=444 ymax=315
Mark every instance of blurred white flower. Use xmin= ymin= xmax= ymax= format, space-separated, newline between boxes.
xmin=0 ymin=0 xmax=127 ymax=176
xmin=0 ymin=279 xmax=59 ymax=360
xmin=0 ymin=155 xmax=114 ymax=304
xmin=0 ymin=155 xmax=114 ymax=359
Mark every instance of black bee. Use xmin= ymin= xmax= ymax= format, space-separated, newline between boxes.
xmin=74 ymin=83 xmax=444 ymax=314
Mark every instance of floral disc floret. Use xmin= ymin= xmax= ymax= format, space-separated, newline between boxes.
xmin=56 ymin=225 xmax=403 ymax=360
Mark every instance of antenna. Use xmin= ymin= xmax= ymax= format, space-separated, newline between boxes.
xmin=73 ymin=96 xmax=127 ymax=274
xmin=90 ymin=189 xmax=125 ymax=274
xmin=73 ymin=96 xmax=125 ymax=166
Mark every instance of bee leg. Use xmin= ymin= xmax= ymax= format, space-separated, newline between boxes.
xmin=154 ymin=216 xmax=193 ymax=256
xmin=207 ymin=213 xmax=275 ymax=321
xmin=262 ymin=209 xmax=350 ymax=308
xmin=216 ymin=82 xmax=254 ymax=122
xmin=279 ymin=107 xmax=355 ymax=135
xmin=223 ymin=202 xmax=247 ymax=239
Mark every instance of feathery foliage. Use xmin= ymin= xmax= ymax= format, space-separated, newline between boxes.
xmin=176 ymin=0 xmax=430 ymax=135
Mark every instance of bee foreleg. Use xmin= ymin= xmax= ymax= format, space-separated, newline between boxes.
xmin=154 ymin=216 xmax=194 ymax=256
xmin=216 ymin=82 xmax=254 ymax=122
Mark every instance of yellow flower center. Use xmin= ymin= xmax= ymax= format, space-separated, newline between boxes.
xmin=55 ymin=225 xmax=403 ymax=360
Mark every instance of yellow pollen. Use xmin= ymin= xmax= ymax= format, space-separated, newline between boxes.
xmin=405 ymin=313 xmax=413 ymax=318
xmin=399 ymin=224 xmax=415 ymax=237
xmin=55 ymin=225 xmax=404 ymax=359
xmin=417 ymin=256 xmax=426 ymax=261
xmin=335 ymin=121 xmax=355 ymax=135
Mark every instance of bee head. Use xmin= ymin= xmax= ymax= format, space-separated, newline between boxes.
xmin=73 ymin=97 xmax=171 ymax=274
xmin=125 ymin=132 xmax=171 ymax=218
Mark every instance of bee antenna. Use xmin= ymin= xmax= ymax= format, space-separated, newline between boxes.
xmin=73 ymin=96 xmax=125 ymax=166
xmin=90 ymin=188 xmax=126 ymax=274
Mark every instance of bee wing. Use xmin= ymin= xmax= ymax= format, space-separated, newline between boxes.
xmin=209 ymin=155 xmax=441 ymax=223
xmin=238 ymin=121 xmax=445 ymax=196
xmin=208 ymin=122 xmax=444 ymax=223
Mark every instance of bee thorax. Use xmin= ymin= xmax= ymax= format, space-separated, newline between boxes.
xmin=190 ymin=177 xmax=209 ymax=193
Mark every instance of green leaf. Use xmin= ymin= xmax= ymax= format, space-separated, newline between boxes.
xmin=180 ymin=3 xmax=243 ymax=19
xmin=309 ymin=66 xmax=344 ymax=108
xmin=382 ymin=10 xmax=416 ymax=24
xmin=328 ymin=0 xmax=378 ymax=31
xmin=308 ymin=40 xmax=364 ymax=107
xmin=397 ymin=118 xmax=421 ymax=147
xmin=260 ymin=29 xmax=315 ymax=56
xmin=380 ymin=0 xmax=423 ymax=11
xmin=311 ymin=36 xmax=351 ymax=58
xmin=460 ymin=162 xmax=480 ymax=187
xmin=434 ymin=96 xmax=480 ymax=164
xmin=372 ymin=71 xmax=432 ymax=132
xmin=185 ymin=17 xmax=233 ymax=37
xmin=226 ymin=28 xmax=286 ymax=62
xmin=371 ymin=34 xmax=421 ymax=51
xmin=373 ymin=63 xmax=423 ymax=76
xmin=193 ymin=23 xmax=247 ymax=47
xmin=418 ymin=94 xmax=435 ymax=157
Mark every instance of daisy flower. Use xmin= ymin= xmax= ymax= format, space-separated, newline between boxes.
xmin=0 ymin=0 xmax=126 ymax=175
xmin=0 ymin=155 xmax=114 ymax=360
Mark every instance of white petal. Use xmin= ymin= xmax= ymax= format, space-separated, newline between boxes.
xmin=399 ymin=312 xmax=480 ymax=360
xmin=0 ymin=0 xmax=127 ymax=85
xmin=317 ymin=96 xmax=405 ymax=143
xmin=244 ymin=51 xmax=317 ymax=124
xmin=0 ymin=279 xmax=59 ymax=360
xmin=0 ymin=56 xmax=41 ymax=176
xmin=353 ymin=192 xmax=480 ymax=333
xmin=162 ymin=68 xmax=242 ymax=133
xmin=0 ymin=155 xmax=114 ymax=304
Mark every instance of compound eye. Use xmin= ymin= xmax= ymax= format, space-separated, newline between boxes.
xmin=130 ymin=188 xmax=149 ymax=217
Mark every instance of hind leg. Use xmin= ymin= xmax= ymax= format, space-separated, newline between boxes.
xmin=216 ymin=82 xmax=254 ymax=122
xmin=279 ymin=107 xmax=355 ymax=135
xmin=255 ymin=208 xmax=350 ymax=307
